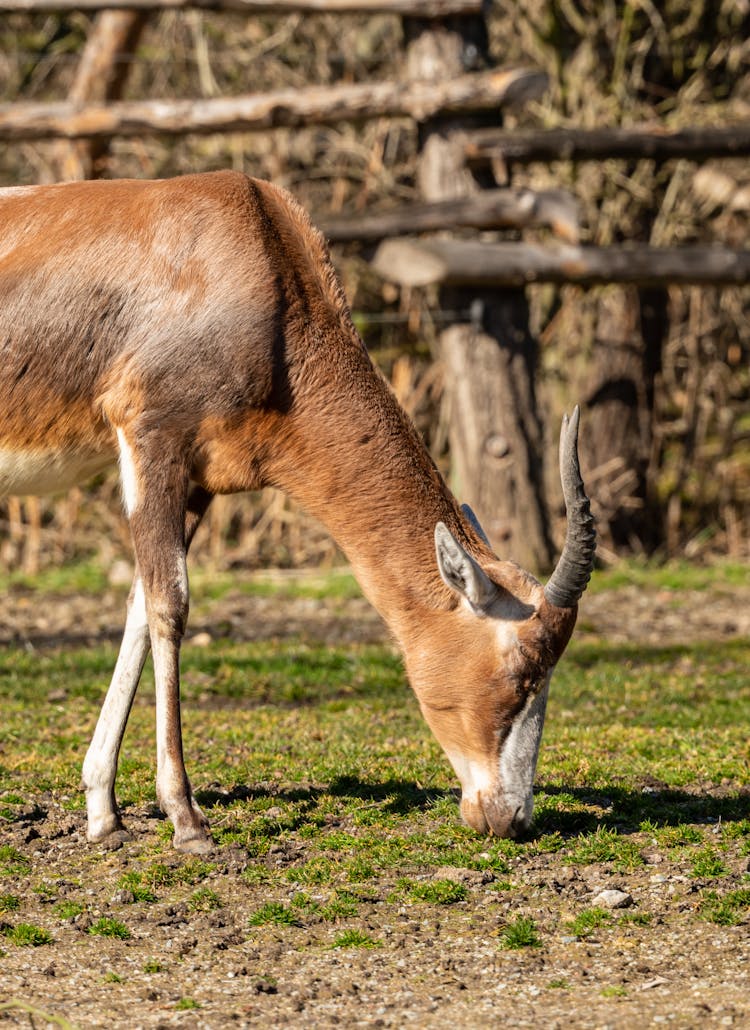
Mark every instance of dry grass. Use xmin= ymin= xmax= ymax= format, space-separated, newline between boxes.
xmin=1 ymin=1 xmax=749 ymax=566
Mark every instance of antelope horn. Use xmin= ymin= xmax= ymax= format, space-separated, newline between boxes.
xmin=544 ymin=406 xmax=596 ymax=608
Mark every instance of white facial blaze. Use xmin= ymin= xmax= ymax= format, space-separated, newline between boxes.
xmin=498 ymin=674 xmax=552 ymax=826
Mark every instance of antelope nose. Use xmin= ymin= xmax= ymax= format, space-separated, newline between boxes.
xmin=508 ymin=805 xmax=529 ymax=839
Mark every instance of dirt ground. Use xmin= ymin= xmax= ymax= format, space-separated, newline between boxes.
xmin=1 ymin=578 xmax=750 ymax=1028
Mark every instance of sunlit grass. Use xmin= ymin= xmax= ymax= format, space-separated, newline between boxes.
xmin=2 ymin=561 xmax=750 ymax=953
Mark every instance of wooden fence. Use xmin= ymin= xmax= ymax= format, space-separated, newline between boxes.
xmin=2 ymin=0 xmax=750 ymax=571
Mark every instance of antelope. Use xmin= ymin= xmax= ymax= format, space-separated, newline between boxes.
xmin=0 ymin=171 xmax=595 ymax=853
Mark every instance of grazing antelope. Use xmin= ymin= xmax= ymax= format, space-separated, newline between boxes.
xmin=0 ymin=171 xmax=595 ymax=852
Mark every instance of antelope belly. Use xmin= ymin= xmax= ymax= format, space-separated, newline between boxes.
xmin=0 ymin=446 xmax=115 ymax=497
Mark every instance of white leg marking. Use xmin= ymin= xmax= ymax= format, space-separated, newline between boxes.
xmin=117 ymin=429 xmax=140 ymax=516
xmin=82 ymin=578 xmax=149 ymax=842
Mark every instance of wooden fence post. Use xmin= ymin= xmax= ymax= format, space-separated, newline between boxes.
xmin=577 ymin=284 xmax=667 ymax=553
xmin=53 ymin=10 xmax=147 ymax=180
xmin=402 ymin=12 xmax=553 ymax=570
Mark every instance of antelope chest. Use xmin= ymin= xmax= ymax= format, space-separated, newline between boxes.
xmin=0 ymin=446 xmax=115 ymax=497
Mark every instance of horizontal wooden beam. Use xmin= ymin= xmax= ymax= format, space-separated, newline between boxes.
xmin=321 ymin=187 xmax=580 ymax=243
xmin=372 ymin=238 xmax=750 ymax=288
xmin=465 ymin=124 xmax=750 ymax=166
xmin=0 ymin=66 xmax=546 ymax=142
xmin=0 ymin=0 xmax=481 ymax=12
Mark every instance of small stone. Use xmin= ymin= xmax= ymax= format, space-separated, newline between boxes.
xmin=592 ymin=889 xmax=633 ymax=909
xmin=111 ymin=888 xmax=135 ymax=904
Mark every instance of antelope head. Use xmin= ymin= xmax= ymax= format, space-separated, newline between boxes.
xmin=406 ymin=408 xmax=595 ymax=838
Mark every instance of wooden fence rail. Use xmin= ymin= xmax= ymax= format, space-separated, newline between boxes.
xmin=0 ymin=67 xmax=546 ymax=141
xmin=1 ymin=0 xmax=480 ymax=10
xmin=465 ymin=125 xmax=750 ymax=166
xmin=373 ymin=238 xmax=750 ymax=288
xmin=321 ymin=188 xmax=580 ymax=244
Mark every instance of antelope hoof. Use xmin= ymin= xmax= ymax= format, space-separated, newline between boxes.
xmin=86 ymin=809 xmax=130 ymax=845
xmin=173 ymin=829 xmax=214 ymax=855
xmin=88 ymin=826 xmax=132 ymax=850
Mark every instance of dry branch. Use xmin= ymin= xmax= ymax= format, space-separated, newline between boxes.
xmin=0 ymin=0 xmax=480 ymax=9
xmin=321 ymin=187 xmax=580 ymax=243
xmin=372 ymin=238 xmax=750 ymax=288
xmin=0 ymin=67 xmax=546 ymax=143
xmin=465 ymin=124 xmax=750 ymax=166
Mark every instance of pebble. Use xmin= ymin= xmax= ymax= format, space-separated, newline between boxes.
xmin=592 ymin=889 xmax=633 ymax=909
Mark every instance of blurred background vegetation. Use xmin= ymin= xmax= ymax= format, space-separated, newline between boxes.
xmin=1 ymin=0 xmax=748 ymax=574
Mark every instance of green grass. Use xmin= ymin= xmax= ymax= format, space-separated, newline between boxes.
xmin=188 ymin=887 xmax=222 ymax=912
xmin=690 ymin=847 xmax=729 ymax=878
xmin=189 ymin=566 xmax=362 ymax=605
xmin=331 ymin=929 xmax=381 ymax=949
xmin=566 ymin=907 xmax=612 ymax=938
xmin=408 ymin=879 xmax=468 ymax=905
xmin=248 ymin=902 xmax=299 ymax=927
xmin=700 ymin=887 xmax=750 ymax=925
xmin=2 ymin=560 xmax=750 ymax=993
xmin=53 ymin=901 xmax=85 ymax=920
xmin=499 ymin=916 xmax=542 ymax=950
xmin=0 ymin=847 xmax=31 ymax=878
xmin=0 ymin=557 xmax=111 ymax=596
xmin=175 ymin=998 xmax=200 ymax=1010
xmin=0 ymin=893 xmax=20 ymax=913
xmin=588 ymin=559 xmax=750 ymax=595
xmin=3 ymin=923 xmax=53 ymax=947
xmin=88 ymin=918 xmax=131 ymax=940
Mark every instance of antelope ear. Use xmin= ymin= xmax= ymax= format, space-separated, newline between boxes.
xmin=435 ymin=522 xmax=498 ymax=612
xmin=460 ymin=503 xmax=492 ymax=548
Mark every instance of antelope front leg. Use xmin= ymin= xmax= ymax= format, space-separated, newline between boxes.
xmin=81 ymin=573 xmax=150 ymax=844
xmin=133 ymin=484 xmax=212 ymax=854
xmin=81 ymin=487 xmax=213 ymax=847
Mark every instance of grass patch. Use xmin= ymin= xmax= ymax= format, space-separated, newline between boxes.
xmin=331 ymin=929 xmax=381 ymax=949
xmin=176 ymin=998 xmax=200 ymax=1010
xmin=408 ymin=879 xmax=468 ymax=905
xmin=188 ymin=887 xmax=222 ymax=912
xmin=601 ymin=985 xmax=628 ymax=998
xmin=0 ymin=894 xmax=20 ymax=914
xmin=568 ymin=827 xmax=644 ymax=872
xmin=3 ymin=923 xmax=53 ymax=947
xmin=499 ymin=916 xmax=542 ymax=950
xmin=248 ymin=902 xmax=299 ymax=927
xmin=0 ymin=847 xmax=31 ymax=878
xmin=690 ymin=847 xmax=728 ymax=879
xmin=700 ymin=887 xmax=750 ymax=926
xmin=117 ymin=873 xmax=157 ymax=904
xmin=53 ymin=901 xmax=85 ymax=920
xmin=566 ymin=907 xmax=612 ymax=938
xmin=88 ymin=917 xmax=131 ymax=940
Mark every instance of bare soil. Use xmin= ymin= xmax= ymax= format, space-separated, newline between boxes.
xmin=1 ymin=580 xmax=750 ymax=1029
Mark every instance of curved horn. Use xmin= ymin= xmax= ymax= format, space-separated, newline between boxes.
xmin=544 ymin=406 xmax=596 ymax=608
